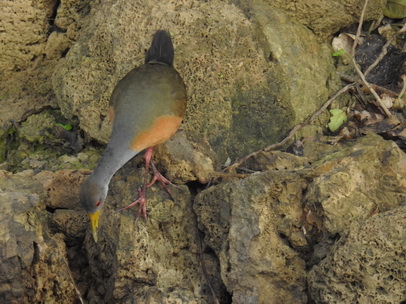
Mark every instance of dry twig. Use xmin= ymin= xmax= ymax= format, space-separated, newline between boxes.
xmin=351 ymin=0 xmax=391 ymax=117
xmin=64 ymin=259 xmax=85 ymax=304
xmin=225 ymin=0 xmax=402 ymax=172
xmin=397 ymin=75 xmax=406 ymax=105
xmin=339 ymin=73 xmax=399 ymax=97
xmin=226 ymin=83 xmax=355 ymax=172
xmin=196 ymin=230 xmax=220 ymax=304
xmin=364 ymin=23 xmax=406 ymax=77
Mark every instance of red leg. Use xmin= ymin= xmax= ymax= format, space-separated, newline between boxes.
xmin=120 ymin=147 xmax=175 ymax=218
xmin=119 ymin=147 xmax=153 ymax=219
xmin=143 ymin=147 xmax=154 ymax=173
xmin=147 ymin=161 xmax=178 ymax=200
xmin=120 ymin=188 xmax=147 ymax=219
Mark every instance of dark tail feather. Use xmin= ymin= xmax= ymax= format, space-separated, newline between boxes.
xmin=145 ymin=30 xmax=174 ymax=66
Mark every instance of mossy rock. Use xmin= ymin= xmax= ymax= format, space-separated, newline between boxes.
xmin=19 ymin=111 xmax=60 ymax=144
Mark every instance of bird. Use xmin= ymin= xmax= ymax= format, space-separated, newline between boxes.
xmin=79 ymin=30 xmax=187 ymax=242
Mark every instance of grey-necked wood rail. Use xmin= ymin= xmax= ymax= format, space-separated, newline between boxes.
xmin=80 ymin=30 xmax=187 ymax=241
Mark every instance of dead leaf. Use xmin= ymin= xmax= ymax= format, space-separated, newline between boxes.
xmin=393 ymin=97 xmax=405 ymax=109
xmin=354 ymin=110 xmax=385 ymax=126
xmin=386 ymin=114 xmax=401 ymax=126
xmin=397 ymin=128 xmax=406 ymax=138
xmin=381 ymin=94 xmax=395 ymax=109
xmin=332 ymin=33 xmax=362 ymax=55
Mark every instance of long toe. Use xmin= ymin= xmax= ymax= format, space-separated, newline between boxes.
xmin=148 ymin=161 xmax=179 ymax=200
xmin=119 ymin=188 xmax=148 ymax=219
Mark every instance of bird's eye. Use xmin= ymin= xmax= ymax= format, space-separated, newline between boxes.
xmin=96 ymin=201 xmax=101 ymax=207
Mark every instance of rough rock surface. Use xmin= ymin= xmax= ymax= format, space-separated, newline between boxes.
xmin=0 ymin=0 xmax=90 ymax=127
xmin=304 ymin=134 xmax=406 ymax=235
xmin=1 ymin=0 xmax=405 ymax=303
xmin=0 ymin=170 xmax=78 ymax=303
xmin=155 ymin=130 xmax=216 ymax=184
xmin=1 ymin=166 xmax=225 ymax=303
xmin=0 ymin=0 xmax=89 ymax=71
xmin=52 ymin=0 xmax=339 ymax=166
xmin=0 ymin=0 xmax=53 ymax=72
xmin=7 ymin=111 xmax=85 ymax=172
xmin=194 ymin=169 xmax=308 ymax=304
xmin=250 ymin=0 xmax=387 ymax=38
xmin=194 ymin=133 xmax=406 ymax=303
xmin=308 ymin=206 xmax=406 ymax=303
xmin=1 ymin=134 xmax=406 ymax=303
xmin=78 ymin=162 xmax=226 ymax=303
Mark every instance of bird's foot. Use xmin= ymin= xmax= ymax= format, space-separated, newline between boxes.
xmin=147 ymin=161 xmax=178 ymax=200
xmin=119 ymin=188 xmax=148 ymax=219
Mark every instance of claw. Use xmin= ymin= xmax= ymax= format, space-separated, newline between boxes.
xmin=119 ymin=188 xmax=148 ymax=219
xmin=119 ymin=147 xmax=177 ymax=218
xmin=147 ymin=161 xmax=178 ymax=200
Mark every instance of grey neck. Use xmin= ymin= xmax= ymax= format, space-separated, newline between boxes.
xmin=90 ymin=145 xmax=138 ymax=186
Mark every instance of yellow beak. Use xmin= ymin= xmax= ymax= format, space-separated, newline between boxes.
xmin=88 ymin=210 xmax=101 ymax=242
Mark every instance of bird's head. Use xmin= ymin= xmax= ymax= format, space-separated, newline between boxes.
xmin=80 ymin=177 xmax=108 ymax=242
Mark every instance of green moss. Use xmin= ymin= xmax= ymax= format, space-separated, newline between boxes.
xmin=8 ymin=142 xmax=103 ymax=172
xmin=19 ymin=111 xmax=57 ymax=144
xmin=3 ymin=108 xmax=103 ymax=172
xmin=0 ymin=124 xmax=21 ymax=163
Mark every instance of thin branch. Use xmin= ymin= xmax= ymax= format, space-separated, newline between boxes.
xmin=307 ymin=83 xmax=355 ymax=122
xmin=196 ymin=232 xmax=220 ymax=304
xmin=397 ymin=75 xmax=406 ymax=104
xmin=352 ymin=0 xmax=391 ymax=117
xmin=339 ymin=73 xmax=398 ymax=97
xmin=364 ymin=23 xmax=406 ymax=77
xmin=352 ymin=0 xmax=369 ymax=52
xmin=226 ymin=83 xmax=355 ymax=172
xmin=225 ymin=0 xmax=400 ymax=172
xmin=64 ymin=259 xmax=85 ymax=304
xmin=352 ymin=59 xmax=391 ymax=116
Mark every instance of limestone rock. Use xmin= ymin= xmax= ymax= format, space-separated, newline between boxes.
xmin=155 ymin=130 xmax=216 ymax=184
xmin=0 ymin=162 xmax=222 ymax=303
xmin=45 ymin=0 xmax=91 ymax=59
xmin=308 ymin=206 xmax=406 ymax=303
xmin=19 ymin=111 xmax=59 ymax=144
xmin=0 ymin=170 xmax=78 ymax=303
xmin=0 ymin=66 xmax=57 ymax=127
xmin=304 ymin=133 xmax=406 ymax=235
xmin=0 ymin=0 xmax=52 ymax=72
xmin=251 ymin=0 xmax=387 ymax=38
xmin=52 ymin=0 xmax=340 ymax=169
xmin=0 ymin=0 xmax=89 ymax=127
xmin=194 ymin=133 xmax=406 ymax=303
xmin=81 ymin=163 xmax=225 ymax=303
xmin=249 ymin=3 xmax=340 ymax=125
xmin=194 ymin=170 xmax=308 ymax=304
xmin=1 ymin=133 xmax=406 ymax=303
xmin=36 ymin=169 xmax=89 ymax=209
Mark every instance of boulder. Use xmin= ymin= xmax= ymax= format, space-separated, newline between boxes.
xmin=52 ymin=0 xmax=340 ymax=170
xmin=0 ymin=170 xmax=78 ymax=303
xmin=308 ymin=206 xmax=406 ymax=303
xmin=194 ymin=133 xmax=406 ymax=303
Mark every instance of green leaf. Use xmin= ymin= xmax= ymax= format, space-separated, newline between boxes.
xmin=332 ymin=49 xmax=345 ymax=57
xmin=328 ymin=109 xmax=347 ymax=132
xmin=384 ymin=0 xmax=406 ymax=19
xmin=56 ymin=122 xmax=73 ymax=131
